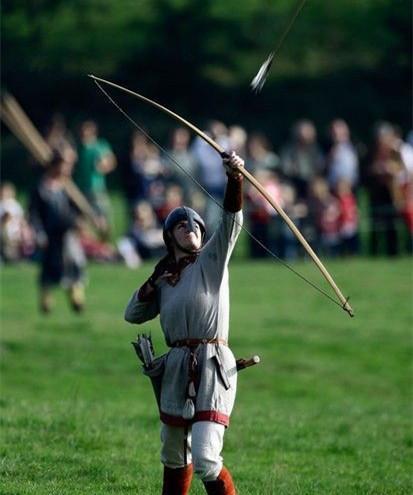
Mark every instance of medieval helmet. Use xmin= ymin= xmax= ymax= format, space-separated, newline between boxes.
xmin=163 ymin=206 xmax=206 ymax=253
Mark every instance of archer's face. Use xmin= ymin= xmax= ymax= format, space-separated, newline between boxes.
xmin=172 ymin=220 xmax=202 ymax=252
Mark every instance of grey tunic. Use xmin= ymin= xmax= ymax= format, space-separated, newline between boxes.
xmin=125 ymin=209 xmax=243 ymax=426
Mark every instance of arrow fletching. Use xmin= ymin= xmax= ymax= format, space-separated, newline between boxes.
xmin=250 ymin=53 xmax=274 ymax=93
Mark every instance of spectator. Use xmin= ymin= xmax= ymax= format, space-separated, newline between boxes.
xmin=77 ymin=220 xmax=117 ymax=262
xmin=394 ymin=128 xmax=413 ymax=252
xmin=229 ymin=125 xmax=248 ymax=156
xmin=191 ymin=120 xmax=229 ymax=231
xmin=247 ymin=132 xmax=280 ymax=173
xmin=281 ymin=119 xmax=324 ymax=199
xmin=29 ymin=151 xmax=86 ymax=313
xmin=400 ymin=174 xmax=413 ymax=253
xmin=124 ymin=130 xmax=168 ymax=211
xmin=246 ymin=169 xmax=283 ymax=258
xmin=279 ymin=182 xmax=308 ymax=260
xmin=308 ymin=177 xmax=341 ymax=256
xmin=165 ymin=127 xmax=197 ymax=205
xmin=335 ymin=179 xmax=359 ymax=255
xmin=44 ymin=114 xmax=76 ymax=157
xmin=123 ymin=130 xmax=150 ymax=209
xmin=75 ymin=120 xmax=117 ymax=235
xmin=327 ymin=119 xmax=359 ymax=190
xmin=156 ymin=184 xmax=184 ymax=223
xmin=126 ymin=200 xmax=165 ymax=260
xmin=0 ymin=182 xmax=34 ymax=261
xmin=367 ymin=123 xmax=404 ymax=256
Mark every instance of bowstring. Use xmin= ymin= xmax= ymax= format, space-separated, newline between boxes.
xmin=93 ymin=80 xmax=343 ymax=310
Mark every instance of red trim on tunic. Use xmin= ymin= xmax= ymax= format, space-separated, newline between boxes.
xmin=195 ymin=411 xmax=229 ymax=426
xmin=160 ymin=410 xmax=230 ymax=427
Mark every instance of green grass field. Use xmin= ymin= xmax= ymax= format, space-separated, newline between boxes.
xmin=1 ymin=258 xmax=412 ymax=494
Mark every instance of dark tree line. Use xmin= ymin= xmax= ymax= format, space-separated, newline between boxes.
xmin=1 ymin=0 xmax=411 ymax=188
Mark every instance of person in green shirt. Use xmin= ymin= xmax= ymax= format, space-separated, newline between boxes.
xmin=75 ymin=120 xmax=117 ymax=234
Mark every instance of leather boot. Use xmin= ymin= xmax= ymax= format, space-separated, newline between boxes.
xmin=68 ymin=283 xmax=85 ymax=313
xmin=162 ymin=464 xmax=193 ymax=495
xmin=203 ymin=466 xmax=236 ymax=495
xmin=40 ymin=289 xmax=52 ymax=314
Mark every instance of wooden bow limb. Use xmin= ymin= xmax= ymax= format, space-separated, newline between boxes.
xmin=89 ymin=75 xmax=354 ymax=317
xmin=89 ymin=75 xmax=220 ymax=152
xmin=1 ymin=94 xmax=101 ymax=230
xmin=3 ymin=93 xmax=52 ymax=162
xmin=0 ymin=103 xmax=47 ymax=165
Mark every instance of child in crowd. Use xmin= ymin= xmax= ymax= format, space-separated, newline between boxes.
xmin=279 ymin=182 xmax=308 ymax=260
xmin=246 ymin=169 xmax=283 ymax=257
xmin=127 ymin=201 xmax=165 ymax=260
xmin=0 ymin=182 xmax=34 ymax=262
xmin=77 ymin=220 xmax=117 ymax=262
xmin=308 ymin=177 xmax=341 ymax=256
xmin=156 ymin=184 xmax=184 ymax=223
xmin=335 ymin=179 xmax=359 ymax=255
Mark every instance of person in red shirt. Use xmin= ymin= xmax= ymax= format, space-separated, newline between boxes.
xmin=246 ymin=169 xmax=283 ymax=257
xmin=335 ymin=179 xmax=359 ymax=255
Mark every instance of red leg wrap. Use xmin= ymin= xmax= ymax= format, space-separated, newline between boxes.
xmin=203 ymin=466 xmax=236 ymax=495
xmin=162 ymin=464 xmax=193 ymax=495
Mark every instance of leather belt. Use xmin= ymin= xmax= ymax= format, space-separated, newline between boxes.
xmin=171 ymin=338 xmax=227 ymax=348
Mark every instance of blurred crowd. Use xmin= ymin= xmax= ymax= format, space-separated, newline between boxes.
xmin=2 ymin=116 xmax=413 ymax=268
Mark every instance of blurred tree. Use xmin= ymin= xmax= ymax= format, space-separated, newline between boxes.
xmin=3 ymin=0 xmax=410 ymax=90
xmin=1 ymin=0 xmax=411 ymax=188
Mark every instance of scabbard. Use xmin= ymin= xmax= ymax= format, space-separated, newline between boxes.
xmin=214 ymin=345 xmax=231 ymax=390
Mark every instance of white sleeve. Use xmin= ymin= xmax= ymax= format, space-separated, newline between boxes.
xmin=199 ymin=210 xmax=243 ymax=285
xmin=124 ymin=290 xmax=159 ymax=324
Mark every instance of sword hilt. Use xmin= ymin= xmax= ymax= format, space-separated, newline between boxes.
xmin=236 ymin=355 xmax=261 ymax=371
